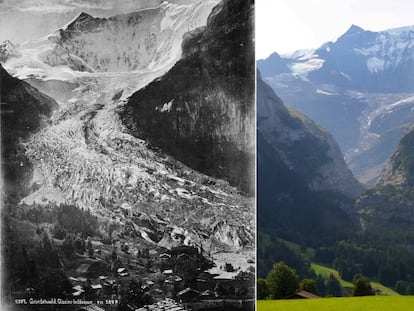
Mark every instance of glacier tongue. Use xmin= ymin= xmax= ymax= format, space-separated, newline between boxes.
xmin=4 ymin=0 xmax=252 ymax=251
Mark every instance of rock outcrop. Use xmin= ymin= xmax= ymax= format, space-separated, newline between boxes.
xmin=257 ymin=71 xmax=362 ymax=198
xmin=49 ymin=2 xmax=218 ymax=72
xmin=122 ymin=0 xmax=255 ymax=194
xmin=0 ymin=64 xmax=57 ymax=197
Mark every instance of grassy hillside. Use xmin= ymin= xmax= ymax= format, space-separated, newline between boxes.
xmin=370 ymin=282 xmax=400 ymax=296
xmin=257 ymin=296 xmax=414 ymax=311
xmin=311 ymin=263 xmax=354 ymax=288
xmin=311 ymin=262 xmax=399 ymax=296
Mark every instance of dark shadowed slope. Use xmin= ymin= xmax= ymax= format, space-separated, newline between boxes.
xmin=0 ymin=64 xmax=57 ymax=198
xmin=122 ymin=0 xmax=254 ymax=194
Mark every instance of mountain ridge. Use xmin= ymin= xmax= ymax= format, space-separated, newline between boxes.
xmin=122 ymin=0 xmax=255 ymax=194
xmin=258 ymin=24 xmax=414 ymax=187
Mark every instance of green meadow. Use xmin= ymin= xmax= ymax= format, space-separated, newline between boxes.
xmin=257 ymin=296 xmax=414 ymax=311
xmin=311 ymin=263 xmax=355 ymax=288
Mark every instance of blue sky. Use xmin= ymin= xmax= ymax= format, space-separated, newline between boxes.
xmin=256 ymin=0 xmax=414 ymax=59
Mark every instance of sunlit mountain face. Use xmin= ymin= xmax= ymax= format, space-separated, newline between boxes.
xmin=258 ymin=24 xmax=414 ymax=187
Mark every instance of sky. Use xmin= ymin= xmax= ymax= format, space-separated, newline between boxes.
xmin=256 ymin=0 xmax=414 ymax=59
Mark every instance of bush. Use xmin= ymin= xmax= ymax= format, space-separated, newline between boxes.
xmin=267 ymin=261 xmax=298 ymax=299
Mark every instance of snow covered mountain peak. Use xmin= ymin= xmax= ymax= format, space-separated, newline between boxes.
xmin=2 ymin=1 xmax=218 ymax=80
xmin=46 ymin=1 xmax=218 ymax=73
xmin=342 ymin=24 xmax=365 ymax=37
xmin=0 ymin=39 xmax=19 ymax=62
xmin=383 ymin=24 xmax=414 ymax=36
xmin=259 ymin=24 xmax=414 ymax=92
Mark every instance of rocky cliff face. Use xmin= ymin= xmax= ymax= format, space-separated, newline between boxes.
xmin=379 ymin=128 xmax=414 ymax=187
xmin=50 ymin=2 xmax=217 ymax=73
xmin=0 ymin=64 xmax=57 ymax=198
xmin=0 ymin=40 xmax=19 ymax=62
xmin=310 ymin=25 xmax=414 ymax=93
xmin=258 ymin=25 xmax=414 ymax=187
xmin=1 ymin=1 xmax=254 ymax=253
xmin=356 ymin=128 xmax=414 ymax=226
xmin=257 ymin=72 xmax=362 ymax=198
xmin=122 ymin=0 xmax=254 ymax=194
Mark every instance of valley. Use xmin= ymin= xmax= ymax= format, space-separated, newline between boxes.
xmin=257 ymin=52 xmax=414 ymax=300
xmin=1 ymin=0 xmax=254 ymax=310
xmin=258 ymin=24 xmax=414 ymax=187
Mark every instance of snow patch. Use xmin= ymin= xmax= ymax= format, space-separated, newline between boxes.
xmin=340 ymin=72 xmax=352 ymax=81
xmin=289 ymin=58 xmax=324 ymax=76
xmin=316 ymin=89 xmax=338 ymax=96
xmin=157 ymin=99 xmax=174 ymax=112
xmin=367 ymin=57 xmax=385 ymax=73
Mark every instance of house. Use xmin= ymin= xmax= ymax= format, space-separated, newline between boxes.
xmin=177 ymin=288 xmax=200 ymax=302
xmin=72 ymin=285 xmax=84 ymax=297
xmin=117 ymin=267 xmax=126 ymax=274
xmin=76 ymin=262 xmax=103 ymax=276
xmin=287 ymin=290 xmax=321 ymax=299
xmin=168 ymin=246 xmax=198 ymax=257
xmin=160 ymin=253 xmax=172 ymax=260
xmin=91 ymin=284 xmax=103 ymax=290
xmin=76 ymin=264 xmax=91 ymax=274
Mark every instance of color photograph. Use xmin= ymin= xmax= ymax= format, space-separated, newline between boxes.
xmin=257 ymin=0 xmax=414 ymax=310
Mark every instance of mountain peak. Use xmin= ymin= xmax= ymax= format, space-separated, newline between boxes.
xmin=62 ymin=11 xmax=97 ymax=31
xmin=75 ymin=11 xmax=93 ymax=21
xmin=345 ymin=24 xmax=364 ymax=35
xmin=0 ymin=39 xmax=18 ymax=62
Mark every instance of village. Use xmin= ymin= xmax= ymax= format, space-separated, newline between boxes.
xmin=65 ymin=235 xmax=255 ymax=311
xmin=55 ymin=235 xmax=254 ymax=311
xmin=5 ymin=198 xmax=254 ymax=311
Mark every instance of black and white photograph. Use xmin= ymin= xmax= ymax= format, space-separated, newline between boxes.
xmin=0 ymin=1 xmax=255 ymax=310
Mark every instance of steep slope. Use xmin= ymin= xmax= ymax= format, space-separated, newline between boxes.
xmin=1 ymin=1 xmax=254 ymax=254
xmin=381 ymin=128 xmax=414 ymax=186
xmin=1 ymin=2 xmax=254 ymax=308
xmin=0 ymin=64 xmax=57 ymax=198
xmin=0 ymin=40 xmax=19 ymax=62
xmin=310 ymin=25 xmax=414 ymax=93
xmin=257 ymin=72 xmax=359 ymax=277
xmin=122 ymin=0 xmax=254 ymax=193
xmin=3 ymin=1 xmax=218 ymax=81
xmin=258 ymin=25 xmax=414 ymax=186
xmin=351 ymin=129 xmax=414 ymax=287
xmin=50 ymin=2 xmax=217 ymax=73
xmin=357 ymin=128 xmax=414 ymax=226
xmin=257 ymin=72 xmax=362 ymax=198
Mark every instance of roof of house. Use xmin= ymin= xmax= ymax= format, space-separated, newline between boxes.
xmin=290 ymin=290 xmax=321 ymax=299
xmin=76 ymin=264 xmax=91 ymax=274
xmin=91 ymin=284 xmax=103 ymax=290
xmin=177 ymin=287 xmax=200 ymax=297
